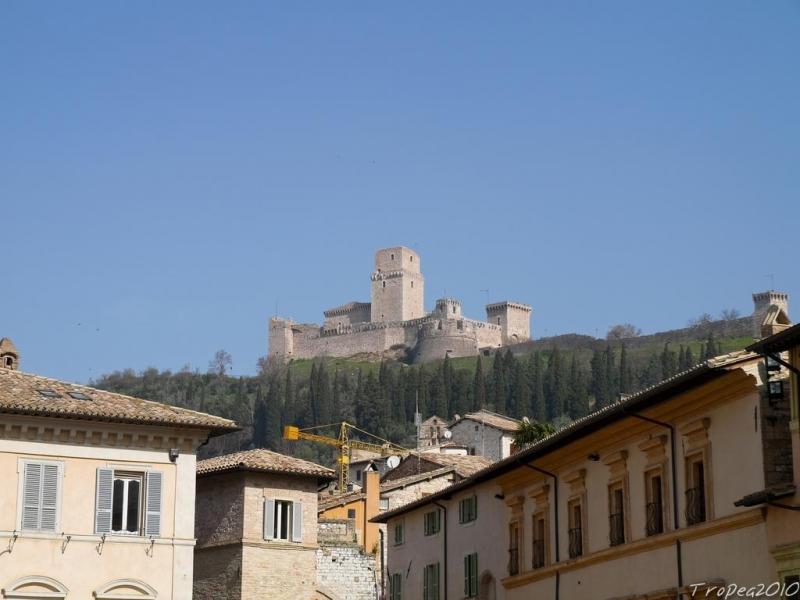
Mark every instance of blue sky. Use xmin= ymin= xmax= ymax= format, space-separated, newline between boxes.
xmin=2 ymin=2 xmax=798 ymax=383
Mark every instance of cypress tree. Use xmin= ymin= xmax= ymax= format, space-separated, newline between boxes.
xmin=684 ymin=345 xmax=695 ymax=369
xmin=512 ymin=360 xmax=532 ymax=419
xmin=605 ymin=344 xmax=617 ymax=402
xmin=619 ymin=344 xmax=633 ymax=394
xmin=252 ymin=386 xmax=268 ymax=448
xmin=568 ymin=353 xmax=590 ymax=419
xmin=491 ymin=354 xmax=507 ymax=415
xmin=530 ymin=352 xmax=545 ymax=422
xmin=591 ymin=349 xmax=608 ymax=409
xmin=473 ymin=356 xmax=486 ymax=410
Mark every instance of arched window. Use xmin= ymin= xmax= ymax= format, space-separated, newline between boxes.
xmin=3 ymin=576 xmax=68 ymax=599
xmin=382 ymin=281 xmax=386 ymax=288
xmin=93 ymin=579 xmax=158 ymax=599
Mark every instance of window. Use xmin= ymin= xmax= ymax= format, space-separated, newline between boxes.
xmin=112 ymin=473 xmax=143 ymax=533
xmin=393 ymin=520 xmax=404 ymax=545
xmin=264 ymin=498 xmax=303 ymax=542
xmin=347 ymin=508 xmax=356 ymax=519
xmin=411 ymin=281 xmax=414 ymax=288
xmin=423 ymin=563 xmax=440 ymax=600
xmin=609 ymin=486 xmax=625 ymax=546
xmin=380 ymin=498 xmax=390 ymax=510
xmin=390 ymin=572 xmax=402 ymax=600
xmin=67 ymin=391 xmax=90 ymax=400
xmin=645 ymin=470 xmax=664 ymax=536
xmin=356 ymin=469 xmax=362 ymax=482
xmin=4 ymin=356 xmax=13 ymax=368
xmin=20 ymin=461 xmax=62 ymax=532
xmin=532 ymin=514 xmax=546 ymax=569
xmin=459 ymin=496 xmax=478 ymax=524
xmin=424 ymin=509 xmax=441 ymax=536
xmin=568 ymin=499 xmax=583 ymax=558
xmin=508 ymin=522 xmax=520 ymax=575
xmin=37 ymin=389 xmax=61 ymax=398
xmin=496 ymin=317 xmax=501 ymax=325
xmin=464 ymin=553 xmax=478 ymax=597
xmin=383 ymin=281 xmax=386 ymax=288
xmin=95 ymin=468 xmax=161 ymax=537
xmin=685 ymin=457 xmax=707 ymax=525
xmin=391 ymin=253 xmax=394 ymax=260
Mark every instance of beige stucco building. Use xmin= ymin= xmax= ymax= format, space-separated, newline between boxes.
xmin=0 ymin=352 xmax=237 ymax=600
xmin=193 ymin=448 xmax=335 ymax=600
xmin=374 ymin=349 xmax=800 ymax=600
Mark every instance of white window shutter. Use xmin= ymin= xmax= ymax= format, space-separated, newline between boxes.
xmin=263 ymin=499 xmax=275 ymax=540
xmin=292 ymin=501 xmax=303 ymax=542
xmin=144 ymin=471 xmax=163 ymax=537
xmin=40 ymin=464 xmax=60 ymax=532
xmin=21 ymin=462 xmax=42 ymax=530
xmin=95 ymin=468 xmax=114 ymax=534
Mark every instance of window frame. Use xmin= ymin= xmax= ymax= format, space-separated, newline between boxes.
xmin=274 ymin=499 xmax=294 ymax=541
xmin=393 ymin=519 xmax=405 ymax=546
xmin=644 ymin=468 xmax=666 ymax=536
xmin=459 ymin=495 xmax=478 ymax=524
xmin=423 ymin=509 xmax=441 ymax=536
xmin=608 ymin=481 xmax=626 ymax=546
xmin=464 ymin=552 xmax=478 ymax=598
xmin=423 ymin=562 xmax=440 ymax=600
xmin=567 ymin=497 xmax=584 ymax=559
xmin=390 ymin=572 xmax=402 ymax=600
xmin=531 ymin=511 xmax=547 ymax=569
xmin=110 ymin=471 xmax=145 ymax=535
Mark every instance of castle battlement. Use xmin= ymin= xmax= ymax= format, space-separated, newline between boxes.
xmin=268 ymin=247 xmax=532 ymax=363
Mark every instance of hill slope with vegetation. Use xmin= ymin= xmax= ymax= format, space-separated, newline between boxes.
xmin=93 ymin=325 xmax=753 ymax=465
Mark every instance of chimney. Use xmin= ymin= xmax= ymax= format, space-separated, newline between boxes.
xmin=0 ymin=338 xmax=19 ymax=371
xmin=363 ymin=470 xmax=381 ymax=555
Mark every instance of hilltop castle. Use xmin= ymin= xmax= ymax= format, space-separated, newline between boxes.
xmin=268 ymin=246 xmax=532 ymax=363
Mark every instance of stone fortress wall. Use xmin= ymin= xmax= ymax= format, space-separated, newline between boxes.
xmin=268 ymin=246 xmax=532 ymax=364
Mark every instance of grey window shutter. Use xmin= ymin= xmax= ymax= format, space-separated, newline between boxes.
xmin=145 ymin=471 xmax=163 ymax=537
xmin=40 ymin=464 xmax=60 ymax=532
xmin=21 ymin=462 xmax=42 ymax=530
xmin=95 ymin=468 xmax=114 ymax=534
xmin=264 ymin=499 xmax=275 ymax=540
xmin=292 ymin=500 xmax=303 ymax=542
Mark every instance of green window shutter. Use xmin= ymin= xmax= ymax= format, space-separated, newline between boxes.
xmin=423 ymin=564 xmax=429 ymax=600
xmin=464 ymin=554 xmax=469 ymax=596
xmin=473 ymin=496 xmax=478 ymax=520
xmin=433 ymin=563 xmax=440 ymax=600
xmin=471 ymin=553 xmax=478 ymax=596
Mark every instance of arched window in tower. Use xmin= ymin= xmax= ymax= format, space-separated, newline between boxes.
xmin=383 ymin=281 xmax=386 ymax=288
xmin=411 ymin=281 xmax=414 ymax=288
xmin=390 ymin=253 xmax=394 ymax=260
xmin=497 ymin=317 xmax=501 ymax=325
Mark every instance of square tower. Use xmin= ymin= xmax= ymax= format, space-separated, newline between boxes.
xmin=485 ymin=301 xmax=532 ymax=345
xmin=370 ymin=247 xmax=425 ymax=323
xmin=752 ymin=290 xmax=790 ymax=338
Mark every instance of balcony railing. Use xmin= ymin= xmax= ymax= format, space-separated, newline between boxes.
xmin=568 ymin=527 xmax=583 ymax=558
xmin=508 ymin=548 xmax=519 ymax=576
xmin=532 ymin=539 xmax=545 ymax=569
xmin=609 ymin=512 xmax=625 ymax=546
xmin=646 ymin=501 xmax=664 ymax=536
xmin=685 ymin=487 xmax=706 ymax=525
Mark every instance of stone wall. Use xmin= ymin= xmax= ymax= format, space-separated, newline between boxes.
xmin=316 ymin=542 xmax=378 ymax=600
xmin=242 ymin=544 xmax=317 ymax=600
xmin=450 ymin=419 xmax=509 ymax=462
xmin=194 ymin=545 xmax=243 ymax=600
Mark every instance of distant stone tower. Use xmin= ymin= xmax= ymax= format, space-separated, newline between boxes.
xmin=435 ymin=298 xmax=462 ymax=320
xmin=485 ymin=301 xmax=532 ymax=345
xmin=0 ymin=338 xmax=19 ymax=370
xmin=370 ymin=247 xmax=425 ymax=323
xmin=752 ymin=291 xmax=790 ymax=338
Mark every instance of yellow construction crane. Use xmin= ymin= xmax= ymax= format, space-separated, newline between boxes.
xmin=283 ymin=422 xmax=408 ymax=493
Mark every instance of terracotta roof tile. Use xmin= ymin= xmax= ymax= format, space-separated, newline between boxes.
xmin=0 ymin=368 xmax=237 ymax=433
xmin=198 ymin=448 xmax=335 ymax=479
xmin=415 ymin=453 xmax=493 ymax=477
xmin=456 ymin=409 xmax=521 ymax=432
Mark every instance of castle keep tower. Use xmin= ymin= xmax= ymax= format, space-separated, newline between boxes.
xmin=752 ymin=290 xmax=790 ymax=338
xmin=370 ymin=247 xmax=425 ymax=323
xmin=486 ymin=301 xmax=532 ymax=345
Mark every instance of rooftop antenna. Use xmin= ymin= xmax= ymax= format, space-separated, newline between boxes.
xmin=765 ymin=274 xmax=775 ymax=290
xmin=480 ymin=289 xmax=489 ymax=305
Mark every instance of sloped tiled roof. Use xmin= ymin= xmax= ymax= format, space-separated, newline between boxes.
xmin=419 ymin=453 xmax=493 ymax=477
xmin=198 ymin=448 xmax=335 ymax=479
xmin=0 ymin=368 xmax=237 ymax=433
xmin=318 ymin=489 xmax=364 ymax=511
xmin=455 ymin=409 xmax=521 ymax=432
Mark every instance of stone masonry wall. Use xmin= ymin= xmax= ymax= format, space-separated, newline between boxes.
xmin=450 ymin=419 xmax=508 ymax=462
xmin=316 ymin=543 xmax=378 ymax=600
xmin=194 ymin=544 xmax=243 ymax=600
xmin=243 ymin=544 xmax=317 ymax=600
